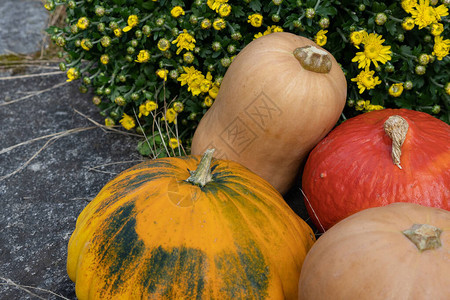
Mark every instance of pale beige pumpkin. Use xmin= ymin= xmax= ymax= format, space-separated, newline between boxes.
xmin=191 ymin=32 xmax=347 ymax=194
xmin=298 ymin=202 xmax=450 ymax=300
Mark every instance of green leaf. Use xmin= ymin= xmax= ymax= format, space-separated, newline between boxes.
xmin=137 ymin=140 xmax=152 ymax=156
xmin=385 ymin=20 xmax=397 ymax=36
xmin=248 ymin=0 xmax=262 ymax=12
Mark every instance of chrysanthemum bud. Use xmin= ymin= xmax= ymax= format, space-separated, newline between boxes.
xmin=109 ymin=21 xmax=118 ymax=30
xmin=404 ymin=81 xmax=413 ymax=90
xmin=212 ymin=41 xmax=221 ymax=51
xmin=92 ymin=96 xmax=102 ymax=105
xmin=127 ymin=46 xmax=135 ymax=54
xmin=67 ymin=1 xmax=76 ymax=9
xmin=220 ymin=57 xmax=231 ymax=67
xmin=415 ymin=65 xmax=426 ymax=75
xmin=306 ymin=8 xmax=315 ymax=19
xmin=431 ymin=105 xmax=441 ymax=114
xmin=131 ymin=93 xmax=140 ymax=101
xmin=59 ymin=62 xmax=66 ymax=71
xmin=418 ymin=53 xmax=429 ymax=65
xmin=319 ymin=17 xmax=330 ymax=29
xmin=114 ymin=96 xmax=126 ymax=106
xmin=79 ymin=85 xmax=88 ymax=93
xmin=231 ymin=32 xmax=242 ymax=40
xmin=227 ymin=44 xmax=237 ymax=54
xmin=56 ymin=36 xmax=66 ymax=47
xmin=135 ymin=30 xmax=142 ymax=39
xmin=375 ymin=13 xmax=387 ymax=25
xmin=130 ymin=39 xmax=138 ymax=48
xmin=95 ymin=6 xmax=105 ymax=16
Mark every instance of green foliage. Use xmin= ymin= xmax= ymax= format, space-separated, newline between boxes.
xmin=44 ymin=0 xmax=450 ymax=156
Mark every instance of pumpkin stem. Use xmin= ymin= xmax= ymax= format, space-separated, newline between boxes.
xmin=293 ymin=45 xmax=332 ymax=73
xmin=383 ymin=115 xmax=409 ymax=169
xmin=186 ymin=149 xmax=215 ymax=187
xmin=402 ymin=224 xmax=442 ymax=252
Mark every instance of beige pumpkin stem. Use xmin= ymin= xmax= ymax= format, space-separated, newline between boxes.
xmin=383 ymin=115 xmax=409 ymax=169
xmin=186 ymin=148 xmax=215 ymax=187
xmin=402 ymin=224 xmax=442 ymax=252
xmin=293 ymin=45 xmax=332 ymax=73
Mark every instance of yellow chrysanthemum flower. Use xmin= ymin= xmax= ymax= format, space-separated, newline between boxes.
xmin=213 ymin=18 xmax=226 ymax=30
xmin=171 ymin=6 xmax=185 ymax=18
xmin=388 ymin=83 xmax=404 ymax=97
xmin=100 ymin=54 xmax=109 ymax=65
xmin=177 ymin=66 xmax=202 ymax=86
xmin=402 ymin=17 xmax=415 ymax=30
xmin=204 ymin=96 xmax=214 ymax=107
xmin=104 ymin=117 xmax=115 ymax=127
xmin=146 ymin=100 xmax=158 ymax=111
xmin=80 ymin=39 xmax=90 ymax=51
xmin=123 ymin=15 xmax=139 ymax=32
xmin=138 ymin=101 xmax=158 ymax=118
xmin=366 ymin=104 xmax=384 ymax=112
xmin=401 ymin=0 xmax=417 ymax=14
xmin=355 ymin=100 xmax=368 ymax=111
xmin=120 ymin=113 xmax=135 ymax=130
xmin=410 ymin=0 xmax=447 ymax=29
xmin=168 ymin=138 xmax=180 ymax=149
xmin=209 ymin=84 xmax=220 ymax=99
xmin=76 ymin=17 xmax=89 ymax=30
xmin=434 ymin=4 xmax=449 ymax=21
xmin=114 ymin=28 xmax=122 ymax=37
xmin=315 ymin=30 xmax=328 ymax=46
xmin=350 ymin=30 xmax=366 ymax=49
xmin=218 ymin=4 xmax=232 ymax=17
xmin=248 ymin=13 xmax=263 ymax=27
xmin=173 ymin=102 xmax=184 ymax=113
xmin=172 ymin=29 xmax=196 ymax=55
xmin=207 ymin=0 xmax=228 ymax=12
xmin=157 ymin=38 xmax=170 ymax=51
xmin=352 ymin=32 xmax=392 ymax=69
xmin=200 ymin=72 xmax=213 ymax=93
xmin=430 ymin=22 xmax=444 ymax=36
xmin=138 ymin=104 xmax=150 ymax=118
xmin=432 ymin=36 xmax=450 ymax=60
xmin=135 ymin=50 xmax=151 ymax=63
xmin=162 ymin=108 xmax=178 ymax=124
xmin=201 ymin=19 xmax=212 ymax=29
xmin=66 ymin=68 xmax=78 ymax=82
xmin=351 ymin=68 xmax=382 ymax=94
xmin=156 ymin=69 xmax=169 ymax=81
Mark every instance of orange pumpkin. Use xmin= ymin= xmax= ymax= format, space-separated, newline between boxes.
xmin=298 ymin=202 xmax=450 ymax=300
xmin=302 ymin=109 xmax=450 ymax=231
xmin=67 ymin=150 xmax=315 ymax=299
xmin=191 ymin=32 xmax=347 ymax=194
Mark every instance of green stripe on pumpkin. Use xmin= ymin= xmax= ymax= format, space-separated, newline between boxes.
xmin=97 ymin=202 xmax=145 ymax=292
xmin=140 ymin=246 xmax=207 ymax=299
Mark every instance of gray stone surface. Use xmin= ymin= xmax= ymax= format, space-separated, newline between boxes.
xmin=0 ymin=68 xmax=143 ymax=299
xmin=0 ymin=0 xmax=49 ymax=55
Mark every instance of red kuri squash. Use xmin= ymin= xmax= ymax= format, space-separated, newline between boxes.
xmin=302 ymin=108 xmax=449 ymax=231
xmin=67 ymin=150 xmax=315 ymax=299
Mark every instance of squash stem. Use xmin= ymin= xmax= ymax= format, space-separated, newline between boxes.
xmin=186 ymin=149 xmax=215 ymax=187
xmin=293 ymin=45 xmax=332 ymax=73
xmin=383 ymin=115 xmax=409 ymax=169
xmin=402 ymin=224 xmax=442 ymax=252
